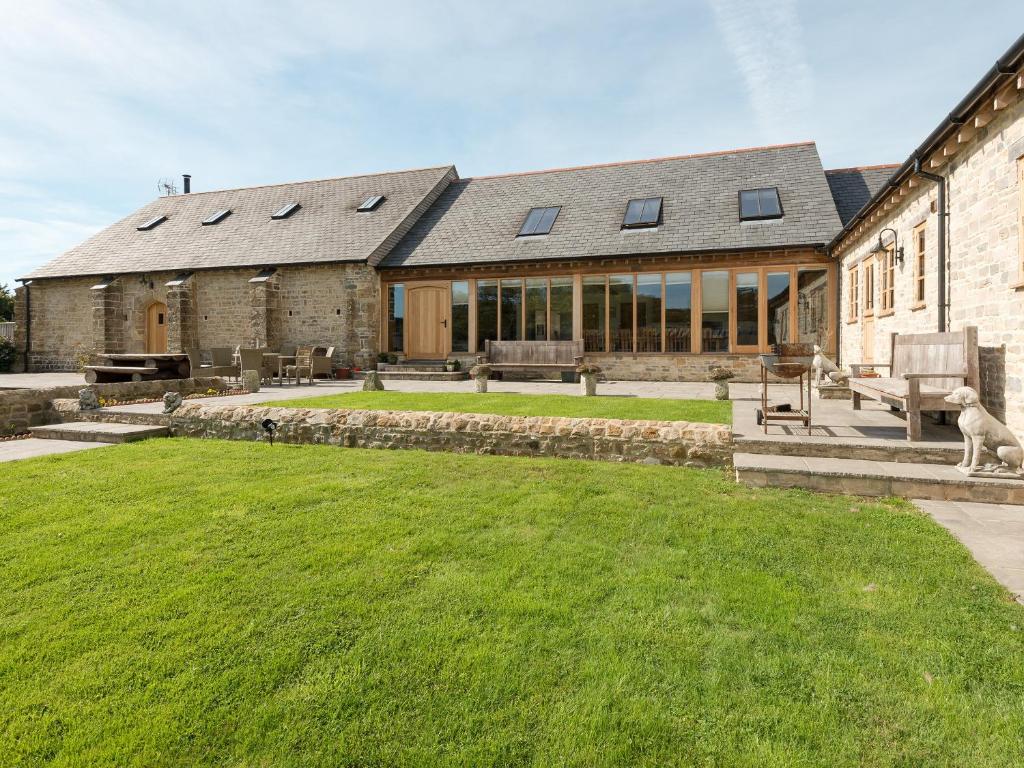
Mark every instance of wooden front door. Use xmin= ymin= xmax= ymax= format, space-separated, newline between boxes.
xmin=146 ymin=302 xmax=169 ymax=354
xmin=861 ymin=315 xmax=874 ymax=364
xmin=406 ymin=284 xmax=448 ymax=359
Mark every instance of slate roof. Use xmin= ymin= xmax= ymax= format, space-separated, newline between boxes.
xmin=382 ymin=142 xmax=843 ymax=269
xmin=825 ymin=165 xmax=899 ymax=226
xmin=25 ymin=165 xmax=458 ymax=279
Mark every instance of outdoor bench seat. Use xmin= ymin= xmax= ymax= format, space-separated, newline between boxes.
xmin=83 ymin=365 xmax=159 ymax=384
xmin=477 ymin=340 xmax=585 ymax=375
xmin=847 ymin=327 xmax=979 ymax=441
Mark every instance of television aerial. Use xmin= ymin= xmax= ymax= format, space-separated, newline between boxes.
xmin=156 ymin=177 xmax=178 ymax=196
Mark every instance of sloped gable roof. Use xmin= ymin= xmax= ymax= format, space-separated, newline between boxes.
xmin=382 ymin=142 xmax=843 ymax=269
xmin=825 ymin=165 xmax=898 ymax=226
xmin=25 ymin=165 xmax=457 ymax=279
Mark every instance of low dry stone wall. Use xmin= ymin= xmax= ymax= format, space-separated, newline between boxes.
xmin=169 ymin=403 xmax=733 ymax=467
xmin=0 ymin=377 xmax=228 ymax=435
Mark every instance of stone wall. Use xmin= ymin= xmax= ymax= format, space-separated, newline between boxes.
xmin=0 ymin=377 xmax=228 ymax=436
xmin=593 ymin=353 xmax=763 ymax=382
xmin=18 ymin=263 xmax=381 ymax=371
xmin=169 ymin=403 xmax=733 ymax=467
xmin=838 ymin=95 xmax=1024 ymax=438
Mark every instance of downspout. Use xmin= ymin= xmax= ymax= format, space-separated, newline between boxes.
xmin=913 ymin=159 xmax=948 ymax=332
xmin=16 ymin=278 xmax=31 ymax=372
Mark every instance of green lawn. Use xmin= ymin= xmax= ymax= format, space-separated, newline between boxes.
xmin=2 ymin=441 xmax=1023 ymax=766
xmin=261 ymin=390 xmax=732 ymax=423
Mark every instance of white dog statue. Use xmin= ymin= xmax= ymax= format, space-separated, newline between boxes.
xmin=944 ymin=386 xmax=1023 ymax=476
xmin=812 ymin=345 xmax=848 ymax=385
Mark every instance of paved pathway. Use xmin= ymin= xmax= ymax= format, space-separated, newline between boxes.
xmin=915 ymin=499 xmax=1024 ymax=603
xmin=0 ymin=438 xmax=109 ymax=462
xmin=0 ymin=372 xmax=83 ymax=389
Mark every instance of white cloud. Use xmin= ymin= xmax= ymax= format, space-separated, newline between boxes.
xmin=708 ymin=0 xmax=814 ymax=138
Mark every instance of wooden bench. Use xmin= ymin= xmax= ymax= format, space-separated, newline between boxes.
xmin=477 ymin=340 xmax=584 ymax=377
xmin=83 ymin=365 xmax=159 ymax=384
xmin=848 ymin=327 xmax=979 ymax=441
xmin=84 ymin=353 xmax=191 ymax=384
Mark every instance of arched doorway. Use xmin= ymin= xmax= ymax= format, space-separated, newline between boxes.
xmin=145 ymin=301 xmax=169 ymax=353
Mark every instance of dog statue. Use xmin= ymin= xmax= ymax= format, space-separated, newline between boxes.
xmin=812 ymin=345 xmax=848 ymax=385
xmin=944 ymin=386 xmax=1023 ymax=475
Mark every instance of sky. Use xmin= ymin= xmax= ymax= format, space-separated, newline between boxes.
xmin=1 ymin=0 xmax=1022 ymax=288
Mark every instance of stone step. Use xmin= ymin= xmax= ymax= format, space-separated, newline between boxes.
xmin=733 ymin=435 xmax=966 ymax=465
xmin=356 ymin=371 xmax=469 ymax=382
xmin=734 ymin=452 xmax=1024 ymax=504
xmin=378 ymin=363 xmax=449 ymax=373
xmin=30 ymin=422 xmax=170 ymax=444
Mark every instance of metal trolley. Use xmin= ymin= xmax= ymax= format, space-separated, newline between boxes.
xmin=756 ymin=343 xmax=814 ymax=435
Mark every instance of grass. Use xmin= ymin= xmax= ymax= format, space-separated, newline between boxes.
xmin=260 ymin=390 xmax=732 ymax=423
xmin=2 ymin=440 xmax=1024 ymax=766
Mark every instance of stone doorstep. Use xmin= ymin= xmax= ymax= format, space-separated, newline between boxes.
xmin=733 ymin=436 xmax=967 ymax=466
xmin=29 ymin=422 xmax=170 ymax=444
xmin=734 ymin=452 xmax=1024 ymax=504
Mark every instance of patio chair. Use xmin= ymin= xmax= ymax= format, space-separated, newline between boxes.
xmin=211 ymin=347 xmax=238 ymax=381
xmin=286 ymin=346 xmax=314 ymax=385
xmin=239 ymin=348 xmax=276 ymax=386
xmin=279 ymin=344 xmax=297 ymax=357
xmin=311 ymin=346 xmax=335 ymax=379
xmin=186 ymin=348 xmax=236 ymax=379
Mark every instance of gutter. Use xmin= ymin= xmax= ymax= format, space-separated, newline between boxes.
xmin=913 ymin=161 xmax=948 ymax=332
xmin=827 ymin=32 xmax=1024 ymax=251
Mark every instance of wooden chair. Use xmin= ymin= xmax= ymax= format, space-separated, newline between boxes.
xmin=211 ymin=347 xmax=237 ymax=381
xmin=239 ymin=348 xmax=275 ymax=386
xmin=286 ymin=346 xmax=314 ymax=385
xmin=848 ymin=326 xmax=980 ymax=441
xmin=311 ymin=346 xmax=335 ymax=379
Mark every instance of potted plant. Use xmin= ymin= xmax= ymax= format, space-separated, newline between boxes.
xmin=387 ymin=353 xmax=399 ymax=365
xmin=709 ymin=366 xmax=735 ymax=400
xmin=577 ymin=363 xmax=602 ymax=396
xmin=334 ymin=366 xmax=351 ymax=380
xmin=470 ymin=364 xmax=491 ymax=393
xmin=445 ymin=358 xmax=462 ymax=373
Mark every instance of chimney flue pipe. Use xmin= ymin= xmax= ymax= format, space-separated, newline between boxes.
xmin=183 ymin=174 xmax=191 ymax=194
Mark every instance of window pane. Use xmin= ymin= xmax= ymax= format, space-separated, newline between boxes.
xmin=636 ymin=273 xmax=662 ymax=352
xmin=758 ymin=188 xmax=781 ymax=217
xmin=640 ymin=197 xmax=662 ymax=224
xmin=797 ymin=269 xmax=829 ymax=348
xmin=701 ymin=271 xmax=729 ymax=352
xmin=739 ymin=190 xmax=760 ymax=219
xmin=451 ymin=281 xmax=469 ymax=352
xmin=476 ymin=279 xmax=498 ymax=350
xmin=525 ymin=278 xmax=547 ymax=341
xmin=665 ymin=272 xmax=692 ymax=353
xmin=609 ymin=275 xmax=633 ymax=352
xmin=388 ymin=284 xmax=405 ymax=352
xmin=582 ymin=276 xmax=606 ymax=352
xmin=549 ymin=277 xmax=573 ymax=341
xmin=766 ymin=271 xmax=790 ymax=347
xmin=736 ymin=272 xmax=759 ymax=347
xmin=500 ymin=279 xmax=522 ymax=341
xmin=519 ymin=208 xmax=543 ymax=236
xmin=623 ymin=199 xmax=645 ymax=226
xmin=537 ymin=207 xmax=559 ymax=234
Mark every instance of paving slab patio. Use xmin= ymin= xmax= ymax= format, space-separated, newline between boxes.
xmin=914 ymin=499 xmax=1024 ymax=603
xmin=0 ymin=438 xmax=110 ymax=462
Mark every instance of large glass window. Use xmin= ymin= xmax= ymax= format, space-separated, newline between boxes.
xmin=525 ymin=278 xmax=547 ymax=341
xmin=736 ymin=272 xmax=759 ymax=348
xmin=609 ymin=275 xmax=633 ymax=352
xmin=451 ymin=281 xmax=469 ymax=353
xmin=476 ymin=279 xmax=498 ymax=350
xmin=701 ymin=271 xmax=729 ymax=352
xmin=636 ymin=274 xmax=662 ymax=352
xmin=500 ymin=279 xmax=522 ymax=341
xmin=582 ymin=276 xmax=606 ymax=352
xmin=549 ymin=277 xmax=573 ymax=340
xmin=766 ymin=271 xmax=790 ymax=347
xmin=388 ymin=284 xmax=404 ymax=352
xmin=797 ymin=268 xmax=829 ymax=347
xmin=665 ymin=272 xmax=692 ymax=353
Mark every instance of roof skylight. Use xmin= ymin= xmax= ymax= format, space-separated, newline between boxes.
xmin=518 ymin=206 xmax=560 ymax=236
xmin=136 ymin=215 xmax=167 ymax=231
xmin=622 ymin=197 xmax=662 ymax=228
xmin=271 ymin=202 xmax=301 ymax=220
xmin=357 ymin=195 xmax=385 ymax=212
xmin=202 ymin=209 xmax=232 ymax=226
xmin=739 ymin=188 xmax=783 ymax=221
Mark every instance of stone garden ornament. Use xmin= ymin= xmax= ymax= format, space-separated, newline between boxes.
xmin=944 ymin=386 xmax=1023 ymax=479
xmin=709 ymin=367 xmax=735 ymax=400
xmin=577 ymin=364 xmax=601 ymax=397
xmin=812 ymin=345 xmax=848 ymax=385
xmin=470 ymin=364 xmax=491 ymax=393
xmin=78 ymin=388 xmax=99 ymax=411
xmin=362 ymin=369 xmax=385 ymax=391
xmin=241 ymin=369 xmax=261 ymax=393
xmin=162 ymin=391 xmax=183 ymax=414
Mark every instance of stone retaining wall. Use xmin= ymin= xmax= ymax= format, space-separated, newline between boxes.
xmin=0 ymin=377 xmax=228 ymax=435
xmin=169 ymin=403 xmax=733 ymax=467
